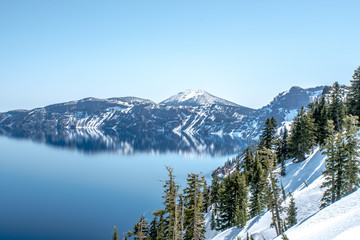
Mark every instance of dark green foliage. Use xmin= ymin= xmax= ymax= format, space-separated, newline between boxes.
xmin=278 ymin=128 xmax=289 ymax=176
xmin=259 ymin=117 xmax=278 ymax=150
xmin=183 ymin=173 xmax=206 ymax=240
xmin=342 ymin=115 xmax=360 ymax=194
xmin=162 ymin=166 xmax=179 ymax=239
xmin=133 ymin=214 xmax=149 ymax=240
xmin=310 ymin=96 xmax=329 ymax=145
xmin=328 ymin=82 xmax=346 ymax=131
xmin=249 ymin=152 xmax=267 ymax=218
xmin=288 ymin=107 xmax=316 ymax=162
xmin=243 ymin=146 xmax=255 ymax=183
xmin=148 ymin=215 xmax=158 ymax=240
xmin=267 ymin=163 xmax=284 ymax=236
xmin=347 ymin=66 xmax=360 ymax=119
xmin=210 ymin=210 xmax=217 ymax=231
xmin=285 ymin=195 xmax=297 ymax=228
xmin=202 ymin=184 xmax=211 ymax=213
xmin=281 ymin=182 xmax=286 ymax=202
xmin=320 ymin=116 xmax=360 ymax=208
xmin=153 ymin=210 xmax=166 ymax=240
xmin=111 ymin=225 xmax=119 ymax=240
xmin=217 ymin=172 xmax=249 ymax=229
xmin=210 ymin=175 xmax=220 ymax=206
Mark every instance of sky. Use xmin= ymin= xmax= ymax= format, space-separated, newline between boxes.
xmin=0 ymin=0 xmax=359 ymax=112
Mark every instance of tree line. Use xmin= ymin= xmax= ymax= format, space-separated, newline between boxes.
xmin=111 ymin=66 xmax=360 ymax=239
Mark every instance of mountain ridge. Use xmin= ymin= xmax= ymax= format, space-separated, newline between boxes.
xmin=0 ymin=86 xmax=326 ymax=141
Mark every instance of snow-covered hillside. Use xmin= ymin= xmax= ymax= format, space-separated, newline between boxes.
xmin=0 ymin=86 xmax=324 ymax=141
xmin=160 ymin=89 xmax=244 ymax=108
xmin=206 ymin=146 xmax=360 ymax=240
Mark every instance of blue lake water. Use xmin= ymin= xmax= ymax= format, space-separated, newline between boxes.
xmin=0 ymin=134 xmax=245 ymax=240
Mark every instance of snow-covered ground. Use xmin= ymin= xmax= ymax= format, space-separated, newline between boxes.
xmin=205 ymin=147 xmax=360 ymax=240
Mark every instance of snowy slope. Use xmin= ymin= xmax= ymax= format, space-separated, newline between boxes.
xmin=274 ymin=188 xmax=360 ymax=240
xmin=206 ymin=148 xmax=328 ymax=240
xmin=0 ymin=86 xmax=325 ymax=141
xmin=160 ymin=90 xmax=244 ymax=108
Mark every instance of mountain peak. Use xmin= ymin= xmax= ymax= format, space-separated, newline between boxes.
xmin=160 ymin=89 xmax=241 ymax=107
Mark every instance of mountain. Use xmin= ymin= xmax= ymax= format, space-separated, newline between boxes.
xmin=0 ymin=86 xmax=325 ymax=145
xmin=160 ymin=89 xmax=248 ymax=109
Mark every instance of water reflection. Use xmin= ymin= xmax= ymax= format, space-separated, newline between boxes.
xmin=0 ymin=127 xmax=251 ymax=156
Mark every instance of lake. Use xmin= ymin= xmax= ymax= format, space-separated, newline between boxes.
xmin=0 ymin=132 xmax=248 ymax=240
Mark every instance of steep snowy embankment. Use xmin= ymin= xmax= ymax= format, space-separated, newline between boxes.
xmin=274 ymin=188 xmax=360 ymax=240
xmin=207 ymin=148 xmax=328 ymax=240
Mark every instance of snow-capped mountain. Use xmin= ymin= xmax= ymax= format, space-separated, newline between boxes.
xmin=0 ymin=86 xmax=325 ymax=144
xmin=160 ymin=89 xmax=246 ymax=108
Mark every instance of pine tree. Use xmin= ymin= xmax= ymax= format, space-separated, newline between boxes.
xmin=133 ymin=214 xmax=149 ymax=240
xmin=210 ymin=210 xmax=217 ymax=230
xmin=285 ymin=195 xmax=297 ymax=228
xmin=281 ymin=182 xmax=286 ymax=202
xmin=346 ymin=66 xmax=360 ymax=119
xmin=210 ymin=175 xmax=220 ymax=210
xmin=320 ymin=117 xmax=359 ymax=208
xmin=249 ymin=152 xmax=267 ymax=218
xmin=148 ymin=215 xmax=158 ymax=240
xmin=243 ymin=146 xmax=254 ymax=183
xmin=162 ymin=166 xmax=179 ymax=240
xmin=342 ymin=115 xmax=360 ymax=195
xmin=202 ymin=184 xmax=211 ymax=213
xmin=233 ymin=173 xmax=248 ymax=228
xmin=111 ymin=225 xmax=119 ymax=240
xmin=153 ymin=210 xmax=166 ymax=240
xmin=278 ymin=128 xmax=289 ymax=176
xmin=183 ymin=173 xmax=206 ymax=240
xmin=320 ymin=120 xmax=338 ymax=208
xmin=267 ymin=166 xmax=284 ymax=236
xmin=217 ymin=171 xmax=249 ymax=229
xmin=258 ymin=117 xmax=278 ymax=150
xmin=328 ymin=82 xmax=346 ymax=131
xmin=311 ymin=96 xmax=329 ymax=145
xmin=288 ymin=107 xmax=315 ymax=162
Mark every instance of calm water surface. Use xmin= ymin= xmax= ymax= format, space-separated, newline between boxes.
xmin=0 ymin=136 xmax=240 ymax=240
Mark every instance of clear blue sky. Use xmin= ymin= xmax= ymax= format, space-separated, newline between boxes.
xmin=1 ymin=0 xmax=359 ymax=112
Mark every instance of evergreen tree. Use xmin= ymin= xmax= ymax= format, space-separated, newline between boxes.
xmin=210 ymin=175 xmax=220 ymax=208
xmin=202 ymin=184 xmax=211 ymax=213
xmin=133 ymin=214 xmax=149 ymax=240
xmin=281 ymin=182 xmax=286 ymax=202
xmin=320 ymin=116 xmax=359 ymax=208
xmin=148 ymin=216 xmax=158 ymax=240
xmin=320 ymin=121 xmax=338 ymax=208
xmin=311 ymin=96 xmax=329 ymax=145
xmin=210 ymin=210 xmax=217 ymax=231
xmin=183 ymin=173 xmax=206 ymax=240
xmin=328 ymin=82 xmax=346 ymax=131
xmin=285 ymin=195 xmax=297 ymax=228
xmin=162 ymin=166 xmax=179 ymax=240
xmin=342 ymin=115 xmax=360 ymax=195
xmin=111 ymin=225 xmax=119 ymax=240
xmin=346 ymin=66 xmax=360 ymax=119
xmin=249 ymin=152 xmax=267 ymax=218
xmin=267 ymin=165 xmax=284 ymax=236
xmin=259 ymin=117 xmax=278 ymax=150
xmin=233 ymin=173 xmax=248 ymax=228
xmin=278 ymin=128 xmax=289 ymax=176
xmin=288 ymin=107 xmax=315 ymax=162
xmin=153 ymin=210 xmax=166 ymax=240
xmin=243 ymin=146 xmax=255 ymax=183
